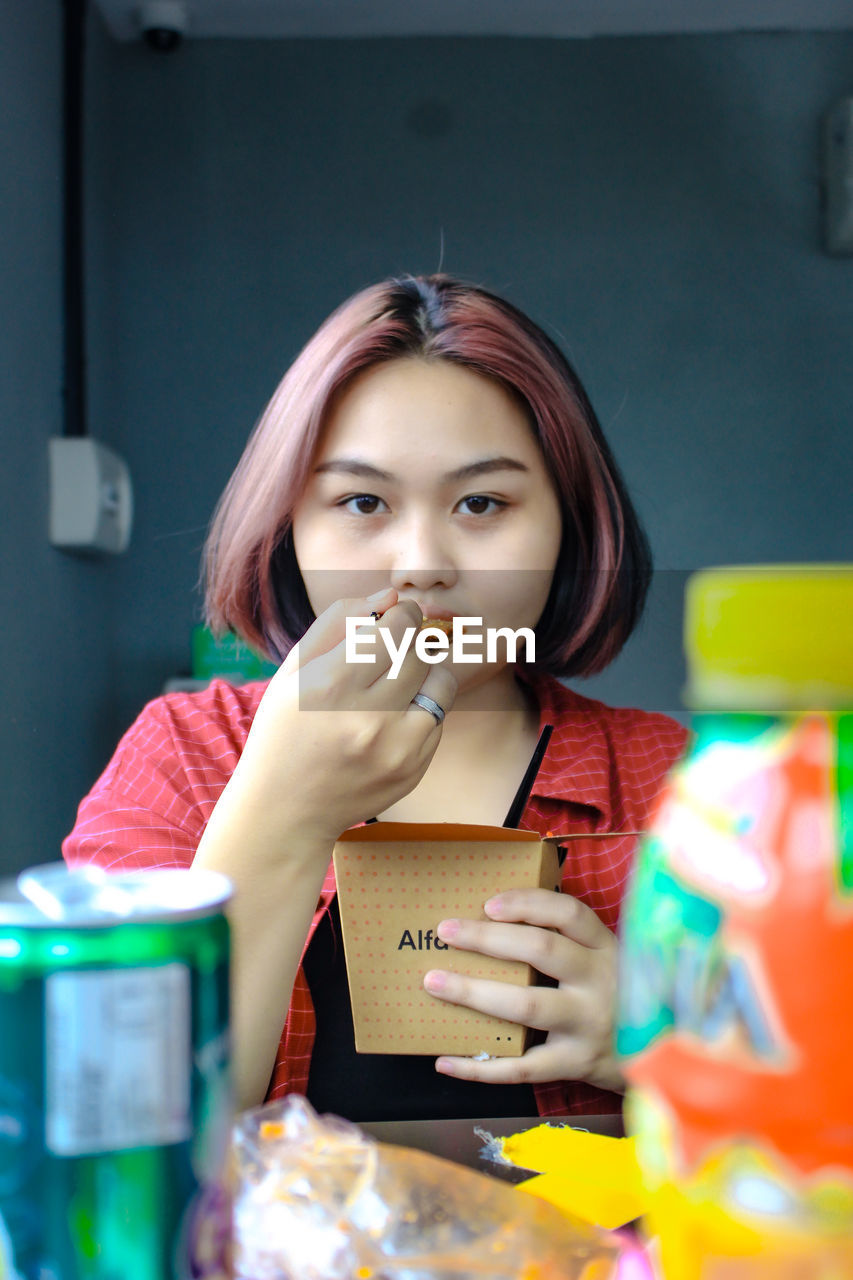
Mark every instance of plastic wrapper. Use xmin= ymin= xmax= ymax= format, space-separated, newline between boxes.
xmin=232 ymin=1096 xmax=629 ymax=1279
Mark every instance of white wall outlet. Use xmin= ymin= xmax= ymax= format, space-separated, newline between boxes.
xmin=48 ymin=437 xmax=134 ymax=554
xmin=822 ymin=97 xmax=853 ymax=255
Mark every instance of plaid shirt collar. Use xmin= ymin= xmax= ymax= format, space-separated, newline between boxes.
xmin=517 ymin=669 xmax=614 ymax=827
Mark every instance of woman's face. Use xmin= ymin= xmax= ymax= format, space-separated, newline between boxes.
xmin=291 ymin=357 xmax=563 ymax=686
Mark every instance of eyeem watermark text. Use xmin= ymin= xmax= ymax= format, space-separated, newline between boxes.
xmin=345 ymin=616 xmax=535 ymax=678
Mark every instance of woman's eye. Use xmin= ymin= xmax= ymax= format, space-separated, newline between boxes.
xmin=458 ymin=495 xmax=504 ymax=516
xmin=340 ymin=494 xmax=386 ymax=515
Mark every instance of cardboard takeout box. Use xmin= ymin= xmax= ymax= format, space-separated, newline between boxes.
xmin=332 ymin=822 xmax=567 ymax=1058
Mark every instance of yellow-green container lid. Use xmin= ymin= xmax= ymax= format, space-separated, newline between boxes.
xmin=685 ymin=565 xmax=853 ymax=710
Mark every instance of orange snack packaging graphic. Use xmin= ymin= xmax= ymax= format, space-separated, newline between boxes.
xmin=617 ymin=566 xmax=853 ymax=1278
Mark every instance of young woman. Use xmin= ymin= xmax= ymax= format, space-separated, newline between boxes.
xmin=63 ymin=274 xmax=687 ymax=1122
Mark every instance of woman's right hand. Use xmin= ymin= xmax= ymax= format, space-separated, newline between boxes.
xmin=231 ymin=587 xmax=457 ymax=847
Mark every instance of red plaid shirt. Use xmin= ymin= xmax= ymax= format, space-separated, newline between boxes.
xmin=63 ymin=673 xmax=687 ymax=1116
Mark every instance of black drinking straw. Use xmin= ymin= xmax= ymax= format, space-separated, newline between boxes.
xmin=502 ymin=723 xmax=554 ymax=828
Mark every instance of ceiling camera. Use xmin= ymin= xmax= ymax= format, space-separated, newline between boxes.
xmin=137 ymin=1 xmax=188 ymax=52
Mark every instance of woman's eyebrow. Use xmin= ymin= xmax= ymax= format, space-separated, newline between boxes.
xmin=313 ymin=459 xmax=395 ymax=482
xmin=450 ymin=457 xmax=530 ymax=483
xmin=313 ymin=456 xmax=530 ymax=483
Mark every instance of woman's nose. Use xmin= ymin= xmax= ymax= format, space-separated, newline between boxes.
xmin=388 ymin=514 xmax=457 ymax=593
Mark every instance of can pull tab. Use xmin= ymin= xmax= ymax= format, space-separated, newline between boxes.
xmin=17 ymin=864 xmax=136 ymax=921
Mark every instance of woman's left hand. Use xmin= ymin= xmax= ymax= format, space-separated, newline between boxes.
xmin=423 ymin=888 xmax=624 ymax=1094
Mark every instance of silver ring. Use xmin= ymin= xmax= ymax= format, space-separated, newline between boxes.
xmin=410 ymin=692 xmax=445 ymax=725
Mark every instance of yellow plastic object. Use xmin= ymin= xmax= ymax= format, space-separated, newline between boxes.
xmin=684 ymin=565 xmax=853 ymax=710
xmin=495 ymin=1123 xmax=650 ymax=1231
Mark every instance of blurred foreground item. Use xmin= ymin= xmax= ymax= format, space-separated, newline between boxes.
xmin=617 ymin=565 xmax=853 ymax=1278
xmin=232 ymin=1095 xmax=634 ymax=1279
xmin=0 ymin=862 xmax=233 ymax=1279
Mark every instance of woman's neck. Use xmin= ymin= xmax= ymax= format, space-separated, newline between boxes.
xmin=377 ymin=668 xmax=543 ymax=826
xmin=434 ymin=664 xmax=537 ymax=739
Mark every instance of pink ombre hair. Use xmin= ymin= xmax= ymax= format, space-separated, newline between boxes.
xmin=204 ymin=274 xmax=651 ymax=676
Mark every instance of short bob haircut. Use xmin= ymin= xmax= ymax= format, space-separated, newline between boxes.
xmin=204 ymin=274 xmax=652 ymax=678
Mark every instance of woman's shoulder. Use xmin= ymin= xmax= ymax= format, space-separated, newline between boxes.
xmin=95 ymin=677 xmax=271 ymax=801
xmin=525 ymin=670 xmax=689 ymax=800
xmin=142 ymin=676 xmax=271 ymax=743
xmin=63 ymin=679 xmax=273 ymax=870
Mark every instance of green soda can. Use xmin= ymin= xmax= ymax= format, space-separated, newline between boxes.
xmin=0 ymin=863 xmax=232 ymax=1280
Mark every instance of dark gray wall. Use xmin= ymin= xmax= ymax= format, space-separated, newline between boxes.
xmin=1 ymin=2 xmax=114 ymax=876
xmin=86 ymin=28 xmax=852 ymax=735
xmin=3 ymin=11 xmax=851 ymax=872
